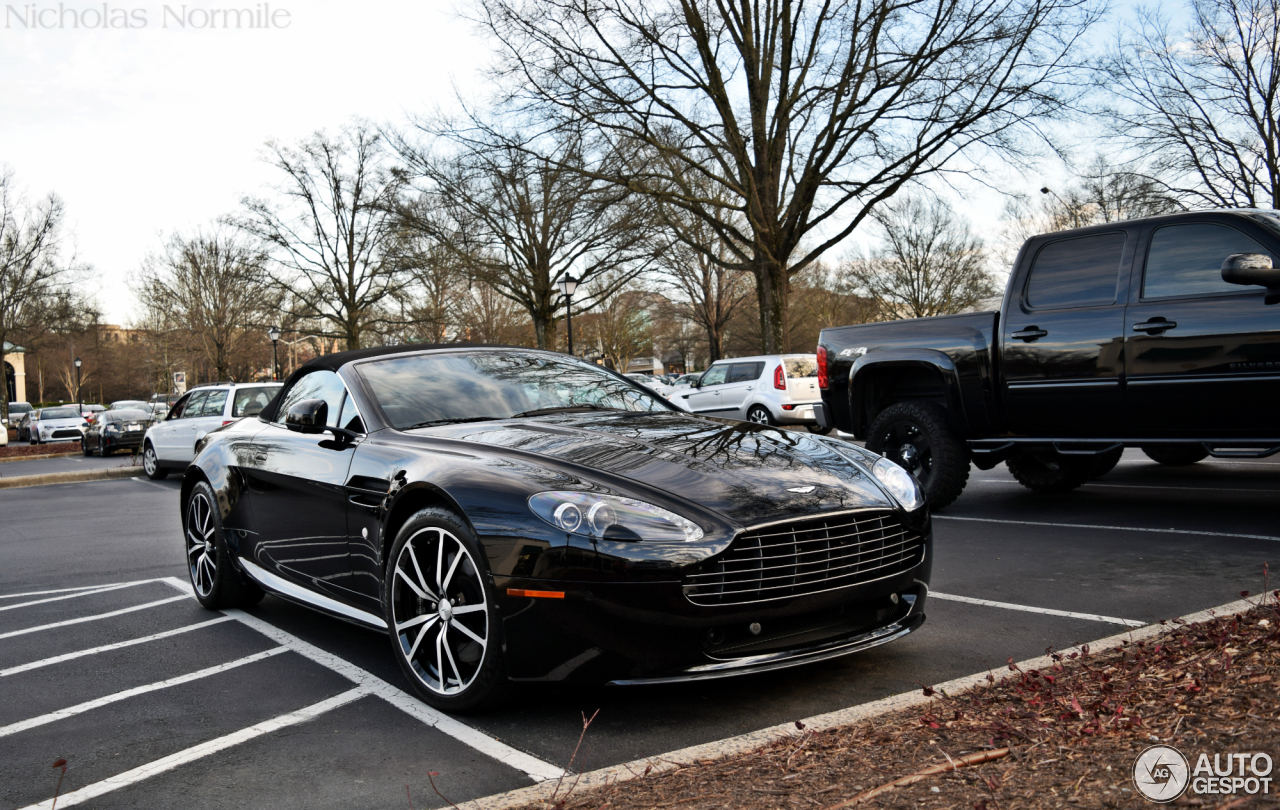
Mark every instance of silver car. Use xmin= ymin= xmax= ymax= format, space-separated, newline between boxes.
xmin=142 ymin=382 xmax=282 ymax=479
xmin=669 ymin=354 xmax=828 ymax=432
xmin=28 ymin=406 xmax=89 ymax=445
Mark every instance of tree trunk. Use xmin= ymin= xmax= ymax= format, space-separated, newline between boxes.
xmin=753 ymin=254 xmax=789 ymax=354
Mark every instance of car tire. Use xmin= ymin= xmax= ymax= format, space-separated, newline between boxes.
xmin=143 ymin=443 xmax=169 ymax=480
xmin=81 ymin=438 xmax=92 ymax=457
xmin=746 ymin=405 xmax=775 ymax=426
xmin=99 ymin=437 xmax=111 ymax=457
xmin=383 ymin=507 xmax=510 ymax=714
xmin=806 ymin=424 xmax=833 ymax=435
xmin=1086 ymin=447 xmax=1124 ymax=479
xmin=865 ymin=401 xmax=970 ymax=511
xmin=1141 ymin=445 xmax=1209 ymax=466
xmin=1006 ymin=448 xmax=1091 ymax=493
xmin=185 ymin=480 xmax=264 ymax=609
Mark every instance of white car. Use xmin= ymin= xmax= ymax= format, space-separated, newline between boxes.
xmin=668 ymin=354 xmax=828 ymax=432
xmin=625 ymin=373 xmax=673 ymax=397
xmin=6 ymin=401 xmax=32 ymax=428
xmin=28 ymin=405 xmax=89 ymax=445
xmin=665 ymin=373 xmax=702 ymax=398
xmin=142 ymin=382 xmax=282 ymax=480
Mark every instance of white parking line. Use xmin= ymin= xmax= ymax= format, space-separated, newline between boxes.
xmin=0 ymin=595 xmax=188 ymax=640
xmin=933 ymin=515 xmax=1280 ymax=543
xmin=977 ymin=479 xmax=1278 ymax=494
xmin=0 ymin=581 xmax=152 ymax=613
xmin=929 ymin=591 xmax=1144 ymax=627
xmin=0 ymin=617 xmax=235 ymax=678
xmin=160 ymin=576 xmax=563 ymax=783
xmin=0 ymin=646 xmax=288 ymax=738
xmin=16 ymin=687 xmax=367 ymax=810
xmin=0 ymin=582 xmax=136 ymax=600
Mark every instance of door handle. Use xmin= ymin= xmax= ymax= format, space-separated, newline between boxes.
xmin=1132 ymin=319 xmax=1177 ymax=334
xmin=253 ymin=453 xmax=267 ymax=462
xmin=1012 ymin=327 xmax=1048 ymax=342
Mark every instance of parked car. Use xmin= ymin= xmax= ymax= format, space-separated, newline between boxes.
xmin=625 ymin=372 xmax=673 ymax=397
xmin=109 ymin=399 xmax=150 ymax=411
xmin=82 ymin=408 xmax=153 ymax=456
xmin=27 ymin=406 xmax=88 ymax=445
xmin=669 ymin=355 xmax=827 ymax=432
xmin=6 ymin=401 xmax=32 ymax=428
xmin=0 ymin=420 xmax=7 ymax=446
xmin=817 ymin=209 xmax=1280 ymax=510
xmin=181 ymin=344 xmax=930 ymax=712
xmin=666 ymin=372 xmax=703 ymax=397
xmin=142 ymin=382 xmax=282 ymax=479
xmin=80 ymin=404 xmax=106 ymax=424
xmin=15 ymin=412 xmax=32 ymax=442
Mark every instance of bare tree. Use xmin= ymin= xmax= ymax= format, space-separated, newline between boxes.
xmin=391 ymin=120 xmax=661 ymax=350
xmin=1103 ymin=0 xmax=1280 ymax=207
xmin=0 ymin=168 xmax=86 ymax=419
xmin=478 ymin=0 xmax=1100 ymax=352
xmin=850 ymin=196 xmax=999 ymax=320
xmin=659 ymin=235 xmax=750 ymax=364
xmin=233 ymin=122 xmax=408 ymax=350
xmin=579 ymin=274 xmax=654 ymax=372
xmin=135 ymin=228 xmax=277 ymax=381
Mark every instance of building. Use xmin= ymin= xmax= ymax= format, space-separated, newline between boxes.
xmin=3 ymin=341 xmax=26 ymax=404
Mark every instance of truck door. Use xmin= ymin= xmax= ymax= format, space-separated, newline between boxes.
xmin=1123 ymin=219 xmax=1280 ymax=436
xmin=1001 ymin=231 xmax=1131 ymax=437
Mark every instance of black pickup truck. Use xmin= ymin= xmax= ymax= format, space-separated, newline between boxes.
xmin=815 ymin=209 xmax=1280 ymax=509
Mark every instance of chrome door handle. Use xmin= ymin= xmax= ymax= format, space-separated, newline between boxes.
xmin=1132 ymin=319 xmax=1177 ymax=333
xmin=1012 ymin=328 xmax=1048 ymax=341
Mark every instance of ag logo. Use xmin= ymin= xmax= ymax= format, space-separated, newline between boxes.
xmin=1134 ymin=744 xmax=1190 ymax=802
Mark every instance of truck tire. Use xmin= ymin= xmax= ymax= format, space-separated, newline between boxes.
xmin=1006 ymin=449 xmax=1091 ymax=492
xmin=865 ymin=401 xmax=969 ymax=511
xmin=1141 ymin=445 xmax=1209 ymax=466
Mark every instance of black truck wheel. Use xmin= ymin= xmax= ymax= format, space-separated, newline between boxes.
xmin=1006 ymin=449 xmax=1091 ymax=492
xmin=1086 ymin=447 xmax=1124 ymax=479
xmin=1141 ymin=445 xmax=1209 ymax=466
xmin=865 ymin=401 xmax=969 ymax=511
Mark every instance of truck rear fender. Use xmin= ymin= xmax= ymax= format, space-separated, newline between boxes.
xmin=849 ymin=350 xmax=967 ymax=438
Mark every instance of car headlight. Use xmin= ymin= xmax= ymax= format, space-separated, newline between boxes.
xmin=872 ymin=457 xmax=924 ymax=511
xmin=105 ymin=424 xmax=121 ymax=433
xmin=528 ymin=491 xmax=704 ymax=542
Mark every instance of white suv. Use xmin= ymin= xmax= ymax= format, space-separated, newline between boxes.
xmin=668 ymin=354 xmax=828 ymax=433
xmin=142 ymin=382 xmax=282 ymax=480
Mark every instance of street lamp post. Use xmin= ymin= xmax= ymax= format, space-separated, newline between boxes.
xmin=268 ymin=325 xmax=281 ymax=381
xmin=74 ymin=357 xmax=82 ymax=417
xmin=1040 ymin=186 xmax=1081 ymax=229
xmin=556 ymin=273 xmax=579 ymax=355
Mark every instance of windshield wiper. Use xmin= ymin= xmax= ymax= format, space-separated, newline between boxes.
xmin=401 ymin=416 xmax=500 ymax=430
xmin=511 ymin=405 xmax=623 ymax=418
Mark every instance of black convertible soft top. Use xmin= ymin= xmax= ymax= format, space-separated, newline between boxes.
xmin=298 ymin=342 xmax=532 ymax=372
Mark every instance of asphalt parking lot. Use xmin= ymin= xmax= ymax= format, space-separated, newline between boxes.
xmin=1 ymin=451 xmax=1275 ymax=809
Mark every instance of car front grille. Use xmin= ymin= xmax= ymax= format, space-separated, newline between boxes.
xmin=51 ymin=429 xmax=81 ymax=439
xmin=684 ymin=510 xmax=925 ymax=606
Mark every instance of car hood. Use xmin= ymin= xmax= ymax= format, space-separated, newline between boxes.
xmin=37 ymin=418 xmax=84 ymax=428
xmin=430 ymin=411 xmax=894 ymax=527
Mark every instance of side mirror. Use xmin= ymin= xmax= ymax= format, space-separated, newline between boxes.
xmin=1222 ymin=253 xmax=1280 ymax=287
xmin=285 ymin=399 xmax=328 ymax=433
xmin=691 ymin=377 xmax=702 ymax=389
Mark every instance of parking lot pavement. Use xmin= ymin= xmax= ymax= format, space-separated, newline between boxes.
xmin=0 ymin=453 xmax=137 ymax=478
xmin=0 ymin=450 xmax=1274 ymax=808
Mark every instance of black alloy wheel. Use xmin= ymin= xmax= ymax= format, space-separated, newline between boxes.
xmin=143 ymin=443 xmax=168 ymax=480
xmin=865 ymin=401 xmax=969 ymax=511
xmin=384 ymin=507 xmax=508 ymax=713
xmin=99 ymin=436 xmax=111 ymax=456
xmin=81 ymin=437 xmax=92 ymax=457
xmin=1005 ymin=448 xmax=1091 ymax=493
xmin=1141 ymin=445 xmax=1210 ymax=466
xmin=746 ymin=405 xmax=775 ymax=426
xmin=184 ymin=481 xmax=263 ymax=609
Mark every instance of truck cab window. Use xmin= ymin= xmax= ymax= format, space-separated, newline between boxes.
xmin=1025 ymin=232 xmax=1126 ymax=309
xmin=1144 ymin=223 xmax=1272 ymax=299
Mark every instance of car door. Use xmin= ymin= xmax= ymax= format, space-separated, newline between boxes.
xmin=1000 ymin=230 xmax=1132 ymax=437
xmin=189 ymin=388 xmax=229 ymax=452
xmin=718 ymin=361 xmax=765 ymax=418
xmin=243 ymin=369 xmax=359 ymax=598
xmin=154 ymin=391 xmax=204 ymax=462
xmin=685 ymin=363 xmax=730 ymax=414
xmin=1124 ymin=219 xmax=1280 ymax=436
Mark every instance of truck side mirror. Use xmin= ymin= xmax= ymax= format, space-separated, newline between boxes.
xmin=1222 ymin=253 xmax=1280 ymax=304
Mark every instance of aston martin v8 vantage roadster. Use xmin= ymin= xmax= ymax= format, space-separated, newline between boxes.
xmin=182 ymin=344 xmax=932 ymax=711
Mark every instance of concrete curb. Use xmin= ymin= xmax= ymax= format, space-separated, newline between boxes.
xmin=0 ymin=451 xmax=81 ymax=464
xmin=466 ymin=595 xmax=1260 ymax=810
xmin=0 ymin=466 xmax=144 ymax=489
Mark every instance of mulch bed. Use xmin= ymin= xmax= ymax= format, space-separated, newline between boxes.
xmin=520 ymin=595 xmax=1280 ymax=810
xmin=0 ymin=441 xmax=79 ymax=460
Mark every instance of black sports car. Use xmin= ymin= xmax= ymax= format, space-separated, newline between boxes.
xmin=183 ymin=344 xmax=932 ymax=712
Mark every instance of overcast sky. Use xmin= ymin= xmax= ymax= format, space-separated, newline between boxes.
xmin=3 ymin=0 xmax=1136 ymax=326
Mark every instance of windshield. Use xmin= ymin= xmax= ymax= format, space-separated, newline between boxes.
xmin=41 ymin=407 xmax=80 ymax=419
xmin=358 ymin=351 xmax=672 ymax=429
xmin=784 ymin=358 xmax=818 ymax=378
xmin=10 ymin=403 xmax=31 ymax=413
